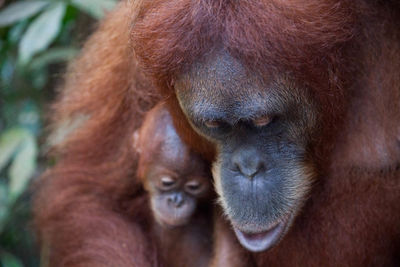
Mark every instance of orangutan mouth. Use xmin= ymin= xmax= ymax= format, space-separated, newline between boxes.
xmin=233 ymin=215 xmax=290 ymax=252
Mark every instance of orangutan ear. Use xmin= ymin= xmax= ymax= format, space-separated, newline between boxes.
xmin=133 ymin=130 xmax=141 ymax=153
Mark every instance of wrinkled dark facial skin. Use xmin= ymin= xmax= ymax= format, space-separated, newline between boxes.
xmin=137 ymin=106 xmax=212 ymax=228
xmin=175 ymin=51 xmax=317 ymax=252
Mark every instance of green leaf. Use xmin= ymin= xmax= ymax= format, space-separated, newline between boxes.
xmin=0 ymin=251 xmax=24 ymax=267
xmin=30 ymin=47 xmax=79 ymax=70
xmin=17 ymin=101 xmax=41 ymax=135
xmin=0 ymin=128 xmax=27 ymax=172
xmin=8 ymin=20 xmax=29 ymax=44
xmin=0 ymin=181 xmax=8 ymax=230
xmin=70 ymin=0 xmax=117 ymax=19
xmin=0 ymin=1 xmax=48 ymax=27
xmin=0 ymin=56 xmax=15 ymax=87
xmin=19 ymin=3 xmax=66 ymax=64
xmin=9 ymin=133 xmax=38 ymax=202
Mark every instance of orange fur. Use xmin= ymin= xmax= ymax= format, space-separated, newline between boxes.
xmin=34 ymin=0 xmax=400 ymax=266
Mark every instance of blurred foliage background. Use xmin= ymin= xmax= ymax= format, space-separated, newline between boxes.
xmin=0 ymin=0 xmax=117 ymax=266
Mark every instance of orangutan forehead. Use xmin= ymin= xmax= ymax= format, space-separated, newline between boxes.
xmin=174 ymin=51 xmax=279 ymax=122
xmin=176 ymin=51 xmax=270 ymax=99
xmin=132 ymin=0 xmax=355 ymax=84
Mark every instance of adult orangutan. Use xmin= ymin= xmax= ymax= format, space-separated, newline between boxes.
xmin=34 ymin=0 xmax=400 ymax=266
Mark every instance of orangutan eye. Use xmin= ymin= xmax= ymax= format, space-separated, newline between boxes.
xmin=252 ymin=115 xmax=272 ymax=127
xmin=204 ymin=120 xmax=221 ymax=128
xmin=186 ymin=181 xmax=200 ymax=191
xmin=160 ymin=176 xmax=176 ymax=189
xmin=185 ymin=180 xmax=203 ymax=194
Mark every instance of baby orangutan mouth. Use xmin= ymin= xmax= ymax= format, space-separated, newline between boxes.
xmin=233 ymin=214 xmax=291 ymax=252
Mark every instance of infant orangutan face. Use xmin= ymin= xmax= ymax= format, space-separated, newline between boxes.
xmin=134 ymin=102 xmax=212 ymax=227
xmin=143 ymin=153 xmax=211 ymax=227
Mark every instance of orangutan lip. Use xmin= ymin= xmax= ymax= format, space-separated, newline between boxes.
xmin=233 ymin=216 xmax=289 ymax=252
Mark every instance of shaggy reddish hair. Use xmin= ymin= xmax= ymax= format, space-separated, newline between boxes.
xmin=131 ymin=0 xmax=358 ymax=164
xmin=34 ymin=0 xmax=400 ymax=266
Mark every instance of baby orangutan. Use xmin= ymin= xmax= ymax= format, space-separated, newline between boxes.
xmin=134 ymin=102 xmax=213 ymax=267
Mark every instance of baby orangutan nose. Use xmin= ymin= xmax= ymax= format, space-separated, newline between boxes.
xmin=168 ymin=192 xmax=184 ymax=208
